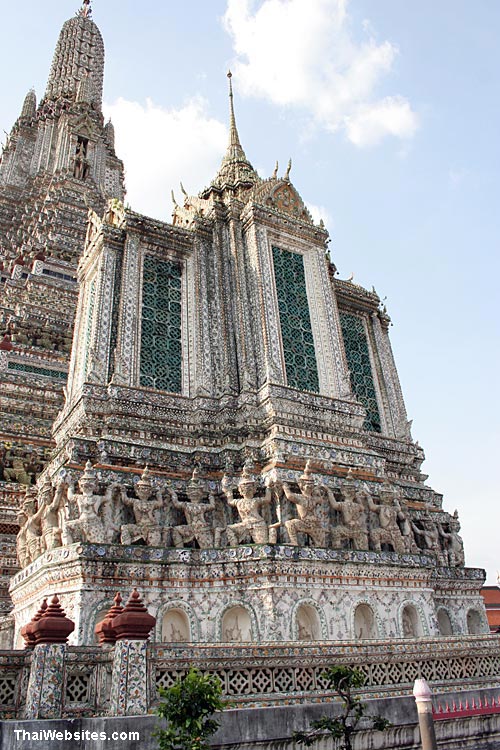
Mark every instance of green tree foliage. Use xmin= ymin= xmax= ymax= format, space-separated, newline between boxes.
xmin=292 ymin=666 xmax=391 ymax=750
xmin=155 ymin=668 xmax=226 ymax=750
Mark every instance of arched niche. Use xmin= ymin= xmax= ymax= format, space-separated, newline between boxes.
xmin=437 ymin=608 xmax=453 ymax=636
xmin=467 ymin=609 xmax=483 ymax=635
xmin=221 ymin=606 xmax=252 ymax=642
xmin=354 ymin=603 xmax=377 ymax=640
xmin=162 ymin=609 xmax=191 ymax=643
xmin=296 ymin=604 xmax=321 ymax=641
xmin=401 ymin=604 xmax=423 ymax=638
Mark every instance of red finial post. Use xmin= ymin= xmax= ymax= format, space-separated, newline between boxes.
xmin=30 ymin=595 xmax=75 ymax=645
xmin=95 ymin=593 xmax=124 ymax=646
xmin=20 ymin=599 xmax=48 ymax=649
xmin=111 ymin=589 xmax=156 ymax=641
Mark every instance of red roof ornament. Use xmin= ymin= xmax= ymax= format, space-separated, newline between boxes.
xmin=20 ymin=599 xmax=48 ymax=649
xmin=95 ymin=592 xmax=124 ymax=646
xmin=111 ymin=589 xmax=156 ymax=641
xmin=31 ymin=594 xmax=75 ymax=645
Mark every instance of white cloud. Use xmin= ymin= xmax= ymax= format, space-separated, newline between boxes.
xmin=103 ymin=97 xmax=227 ymax=220
xmin=223 ymin=0 xmax=418 ymax=147
xmin=306 ymin=202 xmax=333 ymax=228
xmin=345 ymin=96 xmax=418 ymax=147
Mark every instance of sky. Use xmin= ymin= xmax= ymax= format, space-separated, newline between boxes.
xmin=1 ymin=0 xmax=499 ymax=583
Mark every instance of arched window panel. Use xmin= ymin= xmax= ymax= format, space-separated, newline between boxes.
xmin=467 ymin=609 xmax=482 ymax=635
xmin=161 ymin=609 xmax=190 ymax=643
xmin=139 ymin=255 xmax=182 ymax=393
xmin=437 ymin=608 xmax=453 ymax=636
xmin=401 ymin=604 xmax=423 ymax=638
xmin=296 ymin=604 xmax=321 ymax=641
xmin=354 ymin=604 xmax=377 ymax=640
xmin=221 ymin=606 xmax=252 ymax=643
xmin=272 ymin=246 xmax=319 ymax=393
xmin=339 ymin=312 xmax=381 ymax=433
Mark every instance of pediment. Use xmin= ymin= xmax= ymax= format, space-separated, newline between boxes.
xmin=252 ymin=179 xmax=313 ymax=224
xmin=71 ymin=114 xmax=96 ymax=139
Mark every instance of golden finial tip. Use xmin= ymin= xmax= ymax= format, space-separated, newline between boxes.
xmin=79 ymin=0 xmax=92 ymax=18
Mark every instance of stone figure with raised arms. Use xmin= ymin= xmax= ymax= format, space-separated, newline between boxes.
xmin=169 ymin=467 xmax=222 ymax=549
xmin=365 ymin=479 xmax=407 ymax=554
xmin=63 ymin=462 xmax=115 ymax=545
xmin=39 ymin=476 xmax=67 ymax=552
xmin=222 ymin=462 xmax=271 ymax=546
xmin=119 ymin=467 xmax=163 ymax=547
xmin=281 ymin=461 xmax=327 ymax=548
xmin=438 ymin=511 xmax=465 ymax=567
xmin=410 ymin=513 xmax=444 ymax=562
xmin=323 ymin=469 xmax=368 ymax=550
xmin=20 ymin=488 xmax=44 ymax=564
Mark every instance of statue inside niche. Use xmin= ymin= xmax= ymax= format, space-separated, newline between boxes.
xmin=281 ymin=461 xmax=327 ymax=548
xmin=438 ymin=511 xmax=465 ymax=567
xmin=365 ymin=479 xmax=407 ymax=554
xmin=169 ymin=467 xmax=222 ymax=549
xmin=222 ymin=462 xmax=271 ymax=546
xmin=322 ymin=469 xmax=368 ymax=550
xmin=297 ymin=617 xmax=313 ymax=641
xmin=168 ymin=622 xmax=185 ymax=643
xmin=73 ymin=136 xmax=89 ymax=180
xmin=118 ymin=467 xmax=163 ymax=546
xmin=63 ymin=462 xmax=116 ymax=545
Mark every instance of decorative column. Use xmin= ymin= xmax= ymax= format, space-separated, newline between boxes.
xmin=24 ymin=596 xmax=75 ymax=719
xmin=112 ymin=231 xmax=141 ymax=387
xmin=413 ymin=678 xmax=438 ymax=750
xmin=108 ymin=590 xmax=156 ymax=716
xmin=371 ymin=311 xmax=411 ymax=440
xmin=226 ymin=201 xmax=258 ymax=391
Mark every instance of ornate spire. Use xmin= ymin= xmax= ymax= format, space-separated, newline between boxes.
xmin=45 ymin=2 xmax=104 ymax=108
xmin=211 ymin=72 xmax=259 ymax=190
xmin=78 ymin=0 xmax=92 ymax=18
xmin=226 ymin=71 xmax=246 ymax=163
xmin=21 ymin=89 xmax=37 ymax=120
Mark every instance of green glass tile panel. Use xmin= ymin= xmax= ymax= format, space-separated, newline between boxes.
xmin=340 ymin=313 xmax=381 ymax=432
xmin=140 ymin=255 xmax=182 ymax=393
xmin=272 ymin=246 xmax=319 ymax=393
xmin=8 ymin=362 xmax=67 ymax=380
